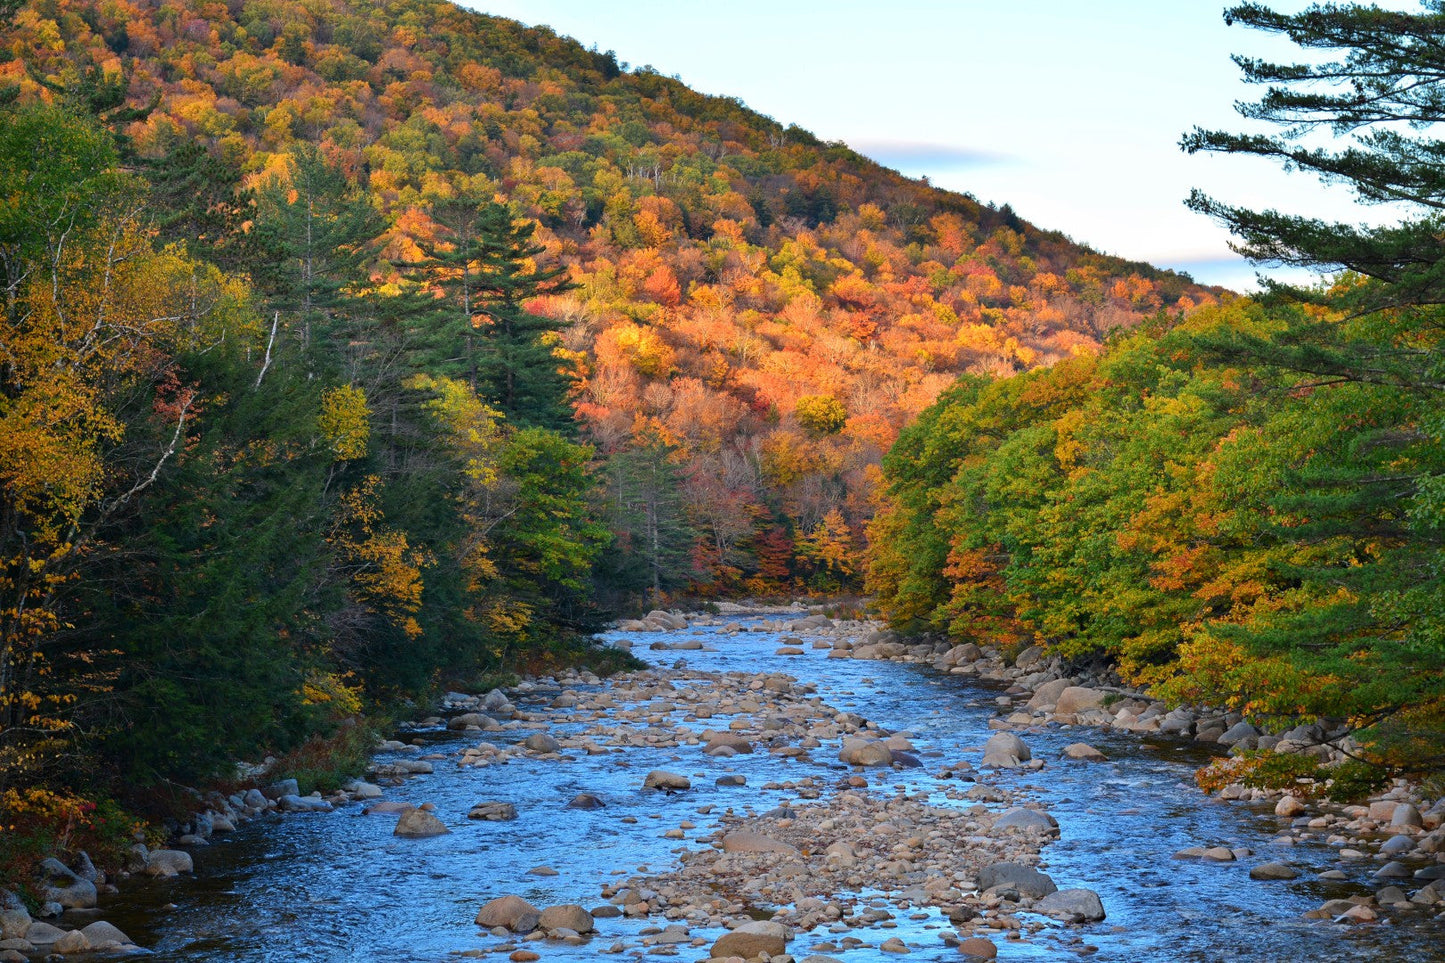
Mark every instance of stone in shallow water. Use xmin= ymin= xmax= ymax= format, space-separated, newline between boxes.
xmin=468 ymin=801 xmax=517 ymax=821
xmin=393 ymin=809 xmax=448 ymax=837
xmin=977 ymin=862 xmax=1056 ymax=898
xmin=475 ymin=895 xmax=540 ymax=933
xmin=992 ymin=807 xmax=1058 ymax=835
xmin=1250 ymin=862 xmax=1299 ymax=880
xmin=538 ymin=904 xmax=593 ymax=933
xmin=1034 ymin=887 xmax=1106 ymax=922
xmin=643 ymin=770 xmax=690 ymax=791
xmin=710 ymin=920 xmax=787 ymax=959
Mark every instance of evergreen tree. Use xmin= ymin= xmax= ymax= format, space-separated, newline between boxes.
xmin=604 ymin=440 xmax=695 ymax=602
xmin=402 ymin=200 xmax=576 ymax=431
xmin=1183 ymin=2 xmax=1445 ymax=312
xmin=249 ymin=145 xmax=380 ymax=363
xmin=1181 ymin=2 xmax=1445 ymax=770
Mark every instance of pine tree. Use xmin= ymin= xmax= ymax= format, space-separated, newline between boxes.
xmin=1181 ymin=1 xmax=1445 ymax=770
xmin=401 ymin=200 xmax=576 ymax=431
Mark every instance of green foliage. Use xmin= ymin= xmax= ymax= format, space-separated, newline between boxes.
xmin=1323 ymin=759 xmax=1393 ymax=803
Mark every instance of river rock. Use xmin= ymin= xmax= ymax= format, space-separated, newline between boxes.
xmin=567 ymin=793 xmax=606 ymax=809
xmin=1217 ymin=720 xmax=1260 ymax=746
xmin=1391 ymin=804 xmax=1424 ymax=829
xmin=539 ymin=904 xmax=594 ymax=934
xmin=957 ymin=936 xmax=998 ymax=958
xmin=1013 ymin=644 xmax=1044 ymax=668
xmin=143 ymin=849 xmax=194 ymax=877
xmin=263 ymin=778 xmax=300 ymax=800
xmin=720 ymin=831 xmax=800 ymax=855
xmin=0 ymin=892 xmax=30 ymax=940
xmin=24 ymin=921 xmax=64 ymax=945
xmin=643 ymin=770 xmax=690 ymax=791
xmin=977 ymin=861 xmax=1057 ymax=898
xmin=35 ymin=858 xmax=96 ymax=909
xmin=394 ymin=809 xmax=449 ymax=837
xmin=703 ymin=731 xmax=754 ymax=753
xmin=468 ymin=801 xmax=517 ymax=821
xmin=710 ymin=920 xmax=787 ymax=958
xmin=993 ymin=807 xmax=1059 ymax=834
xmin=1026 ymin=678 xmax=1072 ymax=709
xmin=79 ymin=921 xmax=133 ymax=947
xmin=278 ymin=793 xmax=333 ymax=812
xmin=448 ymin=713 xmax=498 ymax=731
xmin=1379 ymin=834 xmax=1415 ymax=856
xmin=1035 ymin=888 xmax=1106 ymax=922
xmin=1053 ymin=686 xmax=1106 ymax=716
xmin=838 ymin=738 xmax=894 ymax=767
xmin=523 ymin=732 xmax=561 ymax=753
xmin=981 ymin=731 xmax=1031 ymax=767
xmin=1061 ymin=742 xmax=1107 ymax=761
xmin=52 ymin=929 xmax=91 ymax=954
xmin=476 ymin=895 xmax=541 ymax=933
xmin=1250 ymin=862 xmax=1299 ymax=880
xmin=1275 ymin=796 xmax=1307 ymax=817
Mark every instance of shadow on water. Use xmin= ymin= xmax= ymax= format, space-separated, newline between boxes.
xmin=95 ymin=617 xmax=1443 ymax=962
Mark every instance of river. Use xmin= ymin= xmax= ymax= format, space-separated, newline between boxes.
xmin=99 ymin=613 xmax=1443 ymax=962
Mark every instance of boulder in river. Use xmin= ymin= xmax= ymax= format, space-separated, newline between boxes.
xmin=142 ymin=850 xmax=194 ymax=877
xmin=394 ymin=809 xmax=449 ymax=837
xmin=1034 ymin=888 xmax=1106 ymax=922
xmin=468 ymin=801 xmax=517 ymax=821
xmin=538 ymin=904 xmax=594 ymax=934
xmin=79 ymin=920 xmax=134 ymax=948
xmin=52 ymin=928 xmax=91 ymax=954
xmin=838 ymin=738 xmax=894 ymax=767
xmin=1061 ymin=742 xmax=1107 ymax=761
xmin=981 ymin=731 xmax=1031 ymax=767
xmin=957 ymin=936 xmax=998 ymax=959
xmin=1026 ymin=678 xmax=1072 ymax=710
xmin=1250 ymin=862 xmax=1299 ymax=880
xmin=1275 ymin=795 xmax=1307 ymax=817
xmin=1053 ymin=686 xmax=1106 ymax=716
xmin=977 ymin=861 xmax=1057 ymax=898
xmin=710 ymin=920 xmax=787 ymax=959
xmin=475 ymin=894 xmax=541 ymax=933
xmin=522 ymin=732 xmax=560 ymax=753
xmin=566 ymin=793 xmax=606 ymax=810
xmin=0 ymin=890 xmax=31 ymax=940
xmin=34 ymin=859 xmax=96 ymax=909
xmin=643 ymin=770 xmax=690 ymax=791
xmin=993 ymin=807 xmax=1059 ymax=835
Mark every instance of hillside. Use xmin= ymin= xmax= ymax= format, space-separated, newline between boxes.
xmin=8 ymin=0 xmax=1219 ymax=593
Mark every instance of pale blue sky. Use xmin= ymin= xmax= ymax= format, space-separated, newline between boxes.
xmin=465 ymin=1 xmax=1417 ymax=291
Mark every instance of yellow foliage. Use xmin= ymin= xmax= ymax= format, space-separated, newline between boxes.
xmin=300 ymin=671 xmax=364 ymax=715
xmin=317 ymin=385 xmax=370 ymax=460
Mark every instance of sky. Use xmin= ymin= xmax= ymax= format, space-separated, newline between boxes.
xmin=461 ymin=1 xmax=1423 ymax=292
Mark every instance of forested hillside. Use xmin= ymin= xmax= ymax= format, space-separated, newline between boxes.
xmin=867 ymin=3 xmax=1445 ymax=782
xmin=0 ymin=0 xmax=1216 ymax=849
xmin=6 ymin=0 xmax=1216 ymax=595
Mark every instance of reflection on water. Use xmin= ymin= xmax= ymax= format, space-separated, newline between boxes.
xmin=96 ymin=617 xmax=1442 ymax=962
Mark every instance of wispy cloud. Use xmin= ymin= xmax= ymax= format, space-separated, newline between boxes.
xmin=850 ymin=139 xmax=1015 ymax=171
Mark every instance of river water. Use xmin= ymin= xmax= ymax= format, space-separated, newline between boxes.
xmin=99 ymin=615 xmax=1443 ymax=962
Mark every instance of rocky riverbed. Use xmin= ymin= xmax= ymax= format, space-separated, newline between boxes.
xmin=22 ymin=604 xmax=1445 ymax=962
